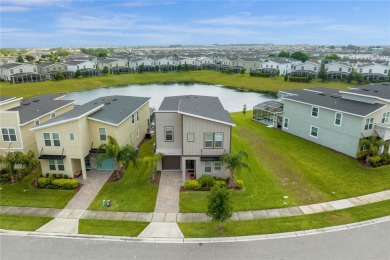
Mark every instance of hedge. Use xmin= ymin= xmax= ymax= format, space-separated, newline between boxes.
xmin=37 ymin=177 xmax=78 ymax=190
xmin=289 ymin=76 xmax=311 ymax=83
xmin=184 ymin=180 xmax=201 ymax=191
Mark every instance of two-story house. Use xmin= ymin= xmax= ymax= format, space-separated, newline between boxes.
xmin=278 ymin=83 xmax=390 ymax=157
xmin=31 ymin=96 xmax=151 ymax=179
xmin=36 ymin=62 xmax=70 ymax=80
xmin=291 ymin=61 xmax=320 ymax=78
xmin=155 ymin=95 xmax=235 ymax=181
xmin=0 ymin=63 xmax=44 ymax=83
xmin=0 ymin=95 xmax=74 ymax=157
xmin=260 ymin=58 xmax=301 ymax=75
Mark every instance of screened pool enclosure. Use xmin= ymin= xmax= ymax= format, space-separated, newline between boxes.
xmin=252 ymin=101 xmax=284 ymax=127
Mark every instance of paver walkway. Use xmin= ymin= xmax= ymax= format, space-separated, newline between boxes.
xmin=2 ymin=190 xmax=389 ymax=224
xmin=154 ymin=171 xmax=182 ymax=213
xmin=35 ymin=170 xmax=112 ymax=234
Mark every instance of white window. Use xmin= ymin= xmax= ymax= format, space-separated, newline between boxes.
xmin=165 ymin=127 xmax=173 ymax=141
xmin=49 ymin=159 xmax=56 ymax=170
xmin=136 ymin=111 xmax=139 ymax=122
xmin=187 ymin=132 xmax=194 ymax=142
xmin=136 ymin=129 xmax=139 ymax=138
xmin=204 ymin=133 xmax=213 ymax=148
xmin=131 ymin=114 xmax=135 ymax=124
xmin=99 ymin=128 xmax=106 ymax=141
xmin=52 ymin=133 xmax=60 ymax=146
xmin=311 ymin=106 xmax=319 ymax=118
xmin=382 ymin=112 xmax=389 ymax=123
xmin=57 ymin=160 xmax=64 ymax=171
xmin=364 ymin=118 xmax=374 ymax=130
xmin=214 ymin=133 xmax=223 ymax=148
xmin=283 ymin=117 xmax=289 ymax=129
xmin=50 ymin=112 xmax=56 ymax=119
xmin=310 ymin=126 xmax=319 ymax=138
xmin=69 ymin=133 xmax=75 ymax=140
xmin=34 ymin=120 xmax=40 ymax=126
xmin=43 ymin=133 xmax=51 ymax=146
xmin=214 ymin=161 xmax=222 ymax=171
xmin=334 ymin=112 xmax=342 ymax=126
xmin=10 ymin=69 xmax=13 ymax=73
xmin=204 ymin=161 xmax=212 ymax=173
xmin=1 ymin=128 xmax=17 ymax=142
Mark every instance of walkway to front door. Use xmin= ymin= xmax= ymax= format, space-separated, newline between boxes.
xmin=154 ymin=171 xmax=182 ymax=213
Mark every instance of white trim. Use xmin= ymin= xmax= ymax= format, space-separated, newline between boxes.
xmin=30 ymin=104 xmax=103 ymax=130
xmin=1 ymin=127 xmax=18 ymax=143
xmin=334 ymin=112 xmax=342 ymax=127
xmin=339 ymin=90 xmax=390 ymax=103
xmin=283 ymin=117 xmax=289 ymax=129
xmin=282 ymin=97 xmax=385 ymax=118
xmin=178 ymin=111 xmax=236 ymax=126
xmin=0 ymin=97 xmax=22 ymax=106
xmin=87 ymin=117 xmax=118 ymax=127
xmin=310 ymin=125 xmax=319 ymax=138
xmin=98 ymin=127 xmax=107 ymax=141
xmin=21 ymin=101 xmax=76 ymax=126
xmin=311 ymin=106 xmax=319 ymax=118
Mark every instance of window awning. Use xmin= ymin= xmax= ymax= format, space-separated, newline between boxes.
xmin=38 ymin=154 xmax=66 ymax=160
xmin=200 ymin=156 xmax=220 ymax=161
xmin=89 ymin=148 xmax=106 ymax=154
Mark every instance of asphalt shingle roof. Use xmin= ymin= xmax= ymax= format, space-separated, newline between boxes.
xmin=159 ymin=95 xmax=235 ymax=125
xmin=8 ymin=94 xmax=74 ymax=125
xmin=345 ymin=83 xmax=390 ymax=100
xmin=282 ymin=89 xmax=385 ymax=116
xmin=0 ymin=63 xmax=24 ymax=69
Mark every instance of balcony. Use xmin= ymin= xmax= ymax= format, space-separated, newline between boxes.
xmin=375 ymin=124 xmax=390 ymax=140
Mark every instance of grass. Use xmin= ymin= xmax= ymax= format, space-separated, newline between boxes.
xmin=88 ymin=162 xmax=158 ymax=212
xmin=180 ymin=111 xmax=390 ymax=212
xmin=0 ymin=215 xmax=53 ymax=231
xmin=79 ymin=219 xmax=148 ymax=237
xmin=138 ymin=135 xmax=156 ymax=158
xmin=179 ymin=199 xmax=390 ymax=237
xmin=0 ymin=174 xmax=76 ymax=208
xmin=0 ymin=71 xmax=352 ymax=98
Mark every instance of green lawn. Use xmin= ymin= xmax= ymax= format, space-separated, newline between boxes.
xmin=179 ymin=199 xmax=390 ymax=238
xmin=88 ymin=162 xmax=158 ymax=212
xmin=180 ymin=111 xmax=390 ymax=212
xmin=0 ymin=215 xmax=53 ymax=231
xmin=0 ymin=71 xmax=351 ymax=98
xmin=79 ymin=219 xmax=148 ymax=237
xmin=0 ymin=174 xmax=76 ymax=208
xmin=138 ymin=135 xmax=156 ymax=158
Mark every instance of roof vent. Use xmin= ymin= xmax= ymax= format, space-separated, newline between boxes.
xmin=23 ymin=102 xmax=31 ymax=106
xmin=331 ymin=95 xmax=339 ymax=98
xmin=105 ymin=102 xmax=111 ymax=105
xmin=383 ymin=83 xmax=389 ymax=86
xmin=362 ymin=88 xmax=369 ymax=91
xmin=94 ymin=102 xmax=98 ymax=104
xmin=113 ymin=98 xmax=118 ymax=101
xmin=33 ymin=99 xmax=39 ymax=102
xmin=319 ymin=93 xmax=326 ymax=96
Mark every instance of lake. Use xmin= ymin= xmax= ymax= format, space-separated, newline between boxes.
xmin=64 ymin=83 xmax=276 ymax=112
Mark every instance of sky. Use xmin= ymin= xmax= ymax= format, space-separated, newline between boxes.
xmin=0 ymin=0 xmax=389 ymax=48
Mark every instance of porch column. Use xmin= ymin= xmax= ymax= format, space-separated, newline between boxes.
xmin=81 ymin=157 xmax=87 ymax=179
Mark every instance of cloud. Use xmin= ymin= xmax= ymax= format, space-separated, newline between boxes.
xmin=56 ymin=15 xmax=139 ymax=30
xmin=122 ymin=0 xmax=176 ymax=7
xmin=1 ymin=0 xmax=73 ymax=6
xmin=323 ymin=24 xmax=383 ymax=36
xmin=0 ymin=6 xmax=30 ymax=12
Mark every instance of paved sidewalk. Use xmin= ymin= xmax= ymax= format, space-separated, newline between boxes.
xmin=2 ymin=189 xmax=389 ymax=224
xmin=154 ymin=171 xmax=182 ymax=213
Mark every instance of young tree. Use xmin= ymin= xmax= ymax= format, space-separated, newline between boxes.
xmin=98 ymin=136 xmax=137 ymax=179
xmin=25 ymin=55 xmax=35 ymax=62
xmin=324 ymin=54 xmax=341 ymax=60
xmin=220 ymin=150 xmax=249 ymax=187
xmin=207 ymin=185 xmax=233 ymax=232
xmin=355 ymin=73 xmax=364 ymax=84
xmin=102 ymin=66 xmax=109 ymax=76
xmin=290 ymin=51 xmax=309 ymax=62
xmin=138 ymin=64 xmax=145 ymax=73
xmin=16 ymin=56 xmax=24 ymax=63
xmin=278 ymin=51 xmax=290 ymax=58
xmin=242 ymin=104 xmax=247 ymax=115
xmin=357 ymin=135 xmax=388 ymax=165
xmin=75 ymin=70 xmax=82 ymax=78
xmin=83 ymin=70 xmax=90 ymax=77
xmin=177 ymin=64 xmax=182 ymax=72
xmin=54 ymin=71 xmax=64 ymax=80
xmin=284 ymin=74 xmax=288 ymax=81
xmin=0 ymin=151 xmax=26 ymax=183
xmin=318 ymin=62 xmax=327 ymax=82
xmin=24 ymin=151 xmax=40 ymax=186
xmin=240 ymin=67 xmax=246 ymax=74
xmin=141 ymin=153 xmax=164 ymax=181
xmin=307 ymin=73 xmax=313 ymax=81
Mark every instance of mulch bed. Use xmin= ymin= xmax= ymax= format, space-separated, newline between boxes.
xmin=106 ymin=170 xmax=123 ymax=183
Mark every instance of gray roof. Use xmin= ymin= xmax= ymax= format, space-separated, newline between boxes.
xmin=282 ymin=89 xmax=385 ymax=117
xmin=8 ymin=94 xmax=74 ymax=125
xmin=63 ymin=60 xmax=89 ymax=65
xmin=0 ymin=96 xmax=14 ymax=103
xmin=345 ymin=83 xmax=390 ymax=100
xmin=0 ymin=63 xmax=24 ymax=69
xmin=35 ymin=95 xmax=150 ymax=128
xmin=36 ymin=62 xmax=56 ymax=68
xmin=158 ymin=95 xmax=235 ymax=125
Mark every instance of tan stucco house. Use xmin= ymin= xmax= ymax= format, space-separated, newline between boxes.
xmin=31 ymin=96 xmax=150 ymax=179
xmin=155 ymin=95 xmax=235 ymax=181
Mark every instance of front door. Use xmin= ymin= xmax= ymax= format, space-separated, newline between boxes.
xmin=185 ymin=160 xmax=196 ymax=179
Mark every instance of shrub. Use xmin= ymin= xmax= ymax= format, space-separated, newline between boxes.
xmin=184 ymin=180 xmax=201 ymax=191
xmin=198 ymin=174 xmax=214 ymax=190
xmin=0 ymin=174 xmax=11 ymax=183
xmin=52 ymin=174 xmax=57 ymax=179
xmin=235 ymin=180 xmax=244 ymax=189
xmin=214 ymin=180 xmax=226 ymax=188
xmin=52 ymin=179 xmax=79 ymax=190
xmin=37 ymin=177 xmax=51 ymax=188
xmin=47 ymin=184 xmax=59 ymax=189
xmin=368 ymin=156 xmax=382 ymax=167
xmin=58 ymin=174 xmax=63 ymax=179
xmin=380 ymin=153 xmax=390 ymax=165
xmin=45 ymin=173 xmax=50 ymax=178
xmin=289 ymin=76 xmax=310 ymax=83
xmin=63 ymin=175 xmax=69 ymax=179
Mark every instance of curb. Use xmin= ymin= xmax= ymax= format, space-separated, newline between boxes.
xmin=1 ymin=215 xmax=389 ymax=244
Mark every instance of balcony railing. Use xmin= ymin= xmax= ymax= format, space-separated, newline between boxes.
xmin=375 ymin=124 xmax=390 ymax=141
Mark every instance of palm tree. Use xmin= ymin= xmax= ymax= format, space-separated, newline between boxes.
xmin=98 ymin=136 xmax=137 ymax=179
xmin=0 ymin=151 xmax=26 ymax=183
xmin=357 ymin=135 xmax=388 ymax=165
xmin=24 ymin=150 xmax=40 ymax=186
xmin=141 ymin=153 xmax=164 ymax=181
xmin=220 ymin=150 xmax=249 ymax=187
